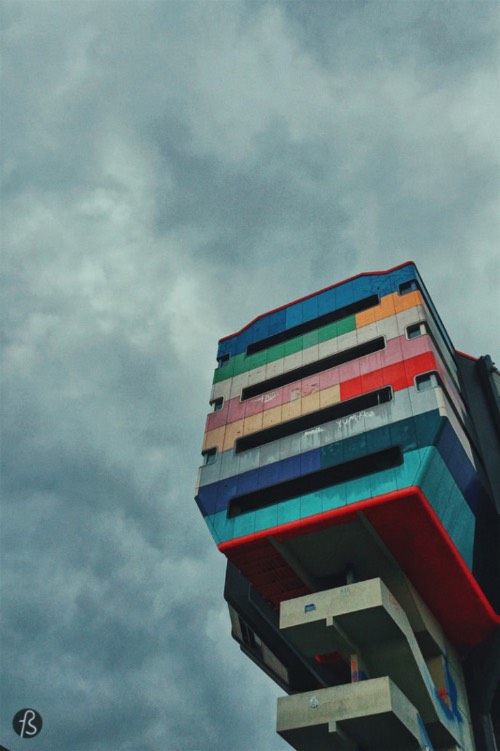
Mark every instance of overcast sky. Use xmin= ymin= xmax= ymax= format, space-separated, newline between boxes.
xmin=1 ymin=1 xmax=499 ymax=750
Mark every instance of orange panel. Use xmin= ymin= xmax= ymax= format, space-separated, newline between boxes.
xmin=355 ymin=290 xmax=422 ymax=329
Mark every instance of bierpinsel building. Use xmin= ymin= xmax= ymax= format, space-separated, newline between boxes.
xmin=196 ymin=262 xmax=499 ymax=751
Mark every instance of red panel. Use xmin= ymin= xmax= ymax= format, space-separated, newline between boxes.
xmin=340 ymin=352 xmax=436 ymax=401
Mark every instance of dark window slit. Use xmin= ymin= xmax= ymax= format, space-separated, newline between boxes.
xmin=235 ymin=386 xmax=392 ymax=454
xmin=227 ymin=445 xmax=403 ymax=518
xmin=242 ymin=337 xmax=385 ymax=401
xmin=245 ymin=294 xmax=379 ymax=356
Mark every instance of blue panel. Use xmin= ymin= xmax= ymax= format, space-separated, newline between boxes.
xmin=300 ymin=294 xmax=319 ymax=325
xmin=285 ymin=300 xmax=304 ymax=329
xmin=300 ymin=449 xmax=321 ymax=475
xmin=434 ymin=420 xmax=477 ymax=513
xmin=236 ymin=469 xmax=260 ymax=496
xmin=317 ymin=287 xmax=337 ymax=316
xmin=217 ymin=263 xmax=423 ymax=358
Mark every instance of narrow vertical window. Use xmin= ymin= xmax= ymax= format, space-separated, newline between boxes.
xmin=415 ymin=372 xmax=439 ymax=391
xmin=406 ymin=322 xmax=428 ymax=340
xmin=217 ymin=353 xmax=230 ymax=368
xmin=202 ymin=448 xmax=217 ymax=466
xmin=399 ymin=280 xmax=418 ymax=295
xmin=211 ymin=398 xmax=224 ymax=412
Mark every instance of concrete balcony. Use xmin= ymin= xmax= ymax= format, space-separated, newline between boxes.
xmin=277 ymin=677 xmax=431 ymax=750
xmin=279 ymin=578 xmax=474 ymax=750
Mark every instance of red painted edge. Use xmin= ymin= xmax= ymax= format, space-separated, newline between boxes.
xmin=455 ymin=350 xmax=478 ymax=362
xmin=218 ymin=261 xmax=416 ymax=343
xmin=218 ymin=487 xmax=499 ymax=647
xmin=217 ymin=491 xmax=407 ymax=552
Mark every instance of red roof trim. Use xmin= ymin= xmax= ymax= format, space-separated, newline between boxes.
xmin=218 ymin=261 xmax=417 ymax=343
xmin=455 ymin=350 xmax=478 ymax=362
xmin=218 ymin=486 xmax=499 ymax=647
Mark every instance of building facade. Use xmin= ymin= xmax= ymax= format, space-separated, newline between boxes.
xmin=196 ymin=262 xmax=499 ymax=750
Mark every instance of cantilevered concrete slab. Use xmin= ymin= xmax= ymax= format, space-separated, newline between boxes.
xmin=279 ymin=578 xmax=474 ymax=750
xmin=277 ymin=677 xmax=429 ymax=751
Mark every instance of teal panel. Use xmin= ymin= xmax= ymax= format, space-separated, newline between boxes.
xmin=414 ymin=409 xmax=442 ymax=446
xmin=343 ymin=432 xmax=368 ymax=462
xmin=252 ymin=503 xmax=278 ymax=532
xmin=401 ymin=446 xmax=431 ymax=489
xmin=364 ymin=424 xmax=392 ymax=454
xmin=212 ymin=510 xmax=235 ymax=544
xmin=300 ymin=490 xmax=323 ymax=518
xmin=418 ymin=446 xmax=474 ymax=568
xmin=321 ymin=486 xmax=344 ymax=513
xmin=391 ymin=415 xmax=418 ymax=452
xmin=277 ymin=497 xmax=301 ymax=526
xmin=368 ymin=466 xmax=402 ymax=499
xmin=232 ymin=509 xmax=257 ymax=539
xmin=419 ymin=448 xmax=448 ymax=508
xmin=345 ymin=474 xmax=373 ymax=506
xmin=320 ymin=439 xmax=345 ymax=468
xmin=205 ymin=514 xmax=219 ymax=542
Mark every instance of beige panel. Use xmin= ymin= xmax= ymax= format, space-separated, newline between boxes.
xmin=301 ymin=391 xmax=320 ymax=414
xmin=265 ymin=358 xmax=285 ymax=379
xmin=301 ymin=344 xmax=319 ymax=366
xmin=246 ymin=365 xmax=267 ymax=386
xmin=243 ymin=412 xmax=264 ymax=435
xmin=262 ymin=404 xmax=283 ymax=428
xmin=202 ymin=425 xmax=225 ymax=451
xmin=222 ymin=421 xmax=244 ymax=452
xmin=319 ymin=384 xmax=341 ymax=408
xmin=282 ymin=399 xmax=302 ymax=421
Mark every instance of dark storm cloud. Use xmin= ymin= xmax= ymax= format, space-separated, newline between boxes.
xmin=1 ymin=1 xmax=498 ymax=750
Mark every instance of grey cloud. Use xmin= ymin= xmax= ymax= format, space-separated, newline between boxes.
xmin=1 ymin=1 xmax=498 ymax=750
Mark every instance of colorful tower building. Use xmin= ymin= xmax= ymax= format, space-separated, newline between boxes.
xmin=196 ymin=262 xmax=499 ymax=750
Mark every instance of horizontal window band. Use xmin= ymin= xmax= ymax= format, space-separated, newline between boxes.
xmin=242 ymin=336 xmax=385 ymax=401
xmin=227 ymin=445 xmax=403 ymax=518
xmin=246 ymin=294 xmax=379 ymax=356
xmin=234 ymin=386 xmax=393 ymax=454
xmin=212 ymin=290 xmax=426 ymax=388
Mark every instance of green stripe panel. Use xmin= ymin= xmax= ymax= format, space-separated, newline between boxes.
xmin=212 ymin=315 xmax=357 ymax=384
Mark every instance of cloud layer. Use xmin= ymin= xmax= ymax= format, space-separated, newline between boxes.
xmin=1 ymin=2 xmax=499 ymax=749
